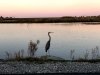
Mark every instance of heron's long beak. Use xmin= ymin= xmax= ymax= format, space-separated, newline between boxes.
xmin=50 ymin=32 xmax=54 ymax=33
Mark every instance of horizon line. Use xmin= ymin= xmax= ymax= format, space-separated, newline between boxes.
xmin=1 ymin=15 xmax=100 ymax=18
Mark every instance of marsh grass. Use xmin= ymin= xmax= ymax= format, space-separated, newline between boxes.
xmin=84 ymin=50 xmax=89 ymax=60
xmin=5 ymin=40 xmax=40 ymax=61
xmin=4 ymin=41 xmax=100 ymax=63
xmin=69 ymin=46 xmax=100 ymax=63
xmin=28 ymin=40 xmax=40 ymax=57
xmin=70 ymin=49 xmax=75 ymax=60
xmin=91 ymin=46 xmax=99 ymax=59
xmin=5 ymin=51 xmax=10 ymax=59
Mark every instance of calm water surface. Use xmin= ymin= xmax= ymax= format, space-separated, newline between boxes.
xmin=0 ymin=23 xmax=100 ymax=60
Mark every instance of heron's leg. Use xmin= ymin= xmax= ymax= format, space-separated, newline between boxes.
xmin=46 ymin=52 xmax=47 ymax=57
xmin=46 ymin=52 xmax=47 ymax=56
xmin=48 ymin=50 xmax=50 ymax=56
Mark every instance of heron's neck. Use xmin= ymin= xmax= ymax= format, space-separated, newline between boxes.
xmin=48 ymin=33 xmax=51 ymax=41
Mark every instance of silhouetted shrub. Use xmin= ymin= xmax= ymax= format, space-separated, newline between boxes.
xmin=28 ymin=40 xmax=40 ymax=57
xmin=91 ymin=46 xmax=99 ymax=59
xmin=5 ymin=51 xmax=10 ymax=59
xmin=84 ymin=50 xmax=89 ymax=60
xmin=70 ymin=49 xmax=75 ymax=60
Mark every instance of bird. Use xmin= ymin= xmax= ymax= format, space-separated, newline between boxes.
xmin=45 ymin=32 xmax=54 ymax=56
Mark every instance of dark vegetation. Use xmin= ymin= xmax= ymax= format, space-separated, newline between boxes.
xmin=3 ymin=41 xmax=100 ymax=63
xmin=4 ymin=40 xmax=41 ymax=62
xmin=1 ymin=16 xmax=100 ymax=23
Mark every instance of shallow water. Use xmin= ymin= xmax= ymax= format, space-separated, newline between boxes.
xmin=0 ymin=23 xmax=100 ymax=60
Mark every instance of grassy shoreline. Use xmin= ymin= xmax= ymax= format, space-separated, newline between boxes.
xmin=1 ymin=57 xmax=100 ymax=63
xmin=1 ymin=16 xmax=100 ymax=23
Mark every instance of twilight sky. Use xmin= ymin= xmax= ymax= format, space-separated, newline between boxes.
xmin=0 ymin=0 xmax=100 ymax=18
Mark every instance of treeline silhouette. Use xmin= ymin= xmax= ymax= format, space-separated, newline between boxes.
xmin=0 ymin=16 xmax=100 ymax=23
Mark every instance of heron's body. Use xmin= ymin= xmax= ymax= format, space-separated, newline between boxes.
xmin=45 ymin=40 xmax=50 ymax=52
xmin=45 ymin=32 xmax=53 ymax=55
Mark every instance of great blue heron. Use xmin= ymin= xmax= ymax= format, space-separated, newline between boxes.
xmin=45 ymin=32 xmax=54 ymax=56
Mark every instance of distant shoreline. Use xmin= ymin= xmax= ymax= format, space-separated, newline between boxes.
xmin=0 ymin=22 xmax=100 ymax=25
xmin=0 ymin=16 xmax=100 ymax=23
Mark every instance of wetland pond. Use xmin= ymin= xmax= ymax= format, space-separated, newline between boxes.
xmin=0 ymin=23 xmax=100 ymax=60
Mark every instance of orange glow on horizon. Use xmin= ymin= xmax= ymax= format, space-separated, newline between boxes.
xmin=0 ymin=0 xmax=100 ymax=17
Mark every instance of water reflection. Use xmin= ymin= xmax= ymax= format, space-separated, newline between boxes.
xmin=0 ymin=23 xmax=100 ymax=59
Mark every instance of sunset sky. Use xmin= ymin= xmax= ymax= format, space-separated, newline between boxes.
xmin=0 ymin=0 xmax=100 ymax=17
